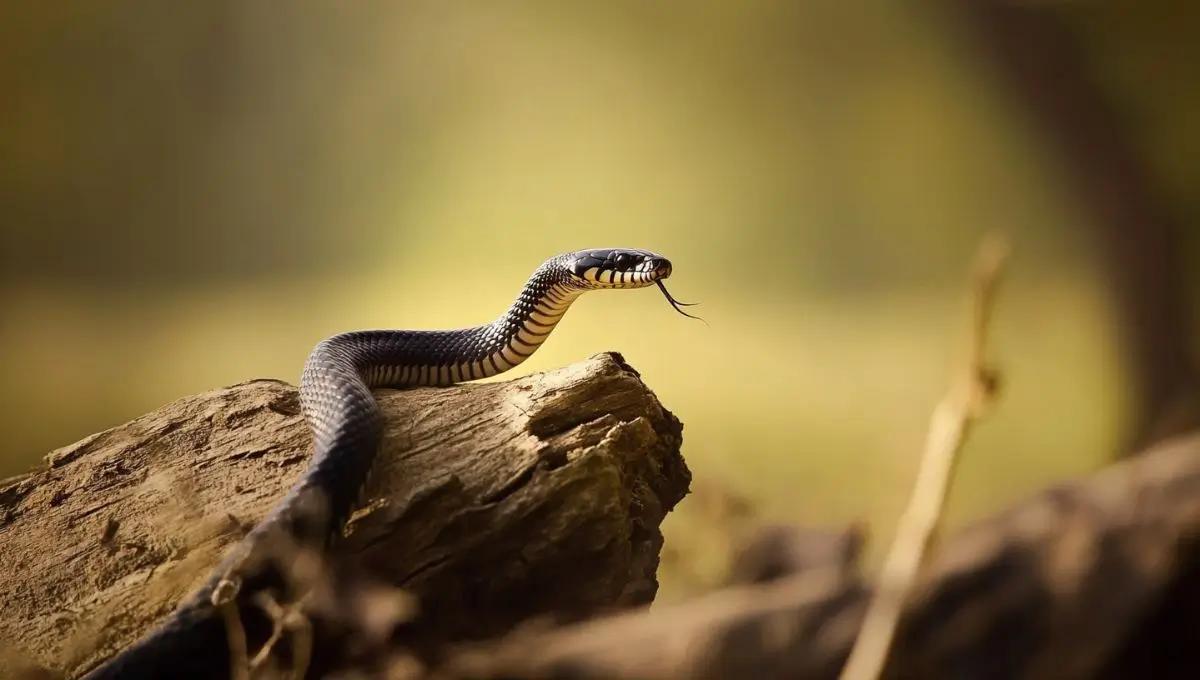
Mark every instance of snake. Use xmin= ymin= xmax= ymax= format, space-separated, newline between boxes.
xmin=80 ymin=248 xmax=696 ymax=680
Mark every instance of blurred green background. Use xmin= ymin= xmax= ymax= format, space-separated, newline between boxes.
xmin=2 ymin=1 xmax=1196 ymax=601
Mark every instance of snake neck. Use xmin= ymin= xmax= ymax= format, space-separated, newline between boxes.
xmin=488 ymin=276 xmax=584 ymax=374
xmin=445 ymin=277 xmax=584 ymax=384
xmin=351 ymin=274 xmax=586 ymax=389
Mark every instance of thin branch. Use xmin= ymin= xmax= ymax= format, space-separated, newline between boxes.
xmin=837 ymin=234 xmax=1010 ymax=680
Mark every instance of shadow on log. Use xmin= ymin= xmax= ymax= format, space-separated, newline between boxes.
xmin=0 ymin=352 xmax=690 ymax=679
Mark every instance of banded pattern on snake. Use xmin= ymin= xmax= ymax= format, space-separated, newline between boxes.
xmin=81 ymin=248 xmax=693 ymax=679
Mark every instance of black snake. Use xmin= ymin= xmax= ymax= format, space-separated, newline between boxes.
xmin=81 ymin=248 xmax=694 ymax=679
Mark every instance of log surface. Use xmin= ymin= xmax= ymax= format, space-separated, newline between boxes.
xmin=0 ymin=352 xmax=690 ymax=678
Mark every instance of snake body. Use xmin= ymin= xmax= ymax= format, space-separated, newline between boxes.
xmin=81 ymin=248 xmax=688 ymax=680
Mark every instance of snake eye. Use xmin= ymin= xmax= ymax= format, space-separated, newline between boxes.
xmin=613 ymin=253 xmax=632 ymax=270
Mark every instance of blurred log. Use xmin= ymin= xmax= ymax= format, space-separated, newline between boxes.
xmin=0 ymin=352 xmax=690 ymax=679
xmin=723 ymin=521 xmax=867 ymax=587
xmin=429 ymin=431 xmax=1200 ymax=680
xmin=948 ymin=0 xmax=1200 ymax=455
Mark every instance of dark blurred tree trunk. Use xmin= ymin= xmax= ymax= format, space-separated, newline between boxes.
xmin=947 ymin=0 xmax=1199 ymax=457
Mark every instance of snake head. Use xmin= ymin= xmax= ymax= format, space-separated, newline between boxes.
xmin=563 ymin=248 xmax=702 ymax=321
xmin=565 ymin=248 xmax=672 ymax=289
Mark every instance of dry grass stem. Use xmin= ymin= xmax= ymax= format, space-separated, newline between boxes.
xmin=837 ymin=233 xmax=1011 ymax=680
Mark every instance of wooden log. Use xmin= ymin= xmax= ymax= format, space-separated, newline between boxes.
xmin=0 ymin=352 xmax=690 ymax=679
xmin=429 ymin=432 xmax=1200 ymax=680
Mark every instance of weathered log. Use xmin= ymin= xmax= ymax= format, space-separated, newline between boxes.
xmin=427 ymin=431 xmax=1200 ymax=680
xmin=0 ymin=352 xmax=690 ymax=679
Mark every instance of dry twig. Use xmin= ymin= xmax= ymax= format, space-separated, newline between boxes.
xmin=837 ymin=234 xmax=1010 ymax=680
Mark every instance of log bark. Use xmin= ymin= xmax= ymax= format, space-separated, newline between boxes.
xmin=0 ymin=352 xmax=690 ymax=679
xmin=428 ymin=431 xmax=1200 ymax=680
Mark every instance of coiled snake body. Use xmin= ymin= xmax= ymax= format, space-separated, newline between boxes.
xmin=82 ymin=248 xmax=692 ymax=680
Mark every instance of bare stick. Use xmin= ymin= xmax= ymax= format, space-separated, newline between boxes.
xmin=837 ymin=234 xmax=1010 ymax=680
